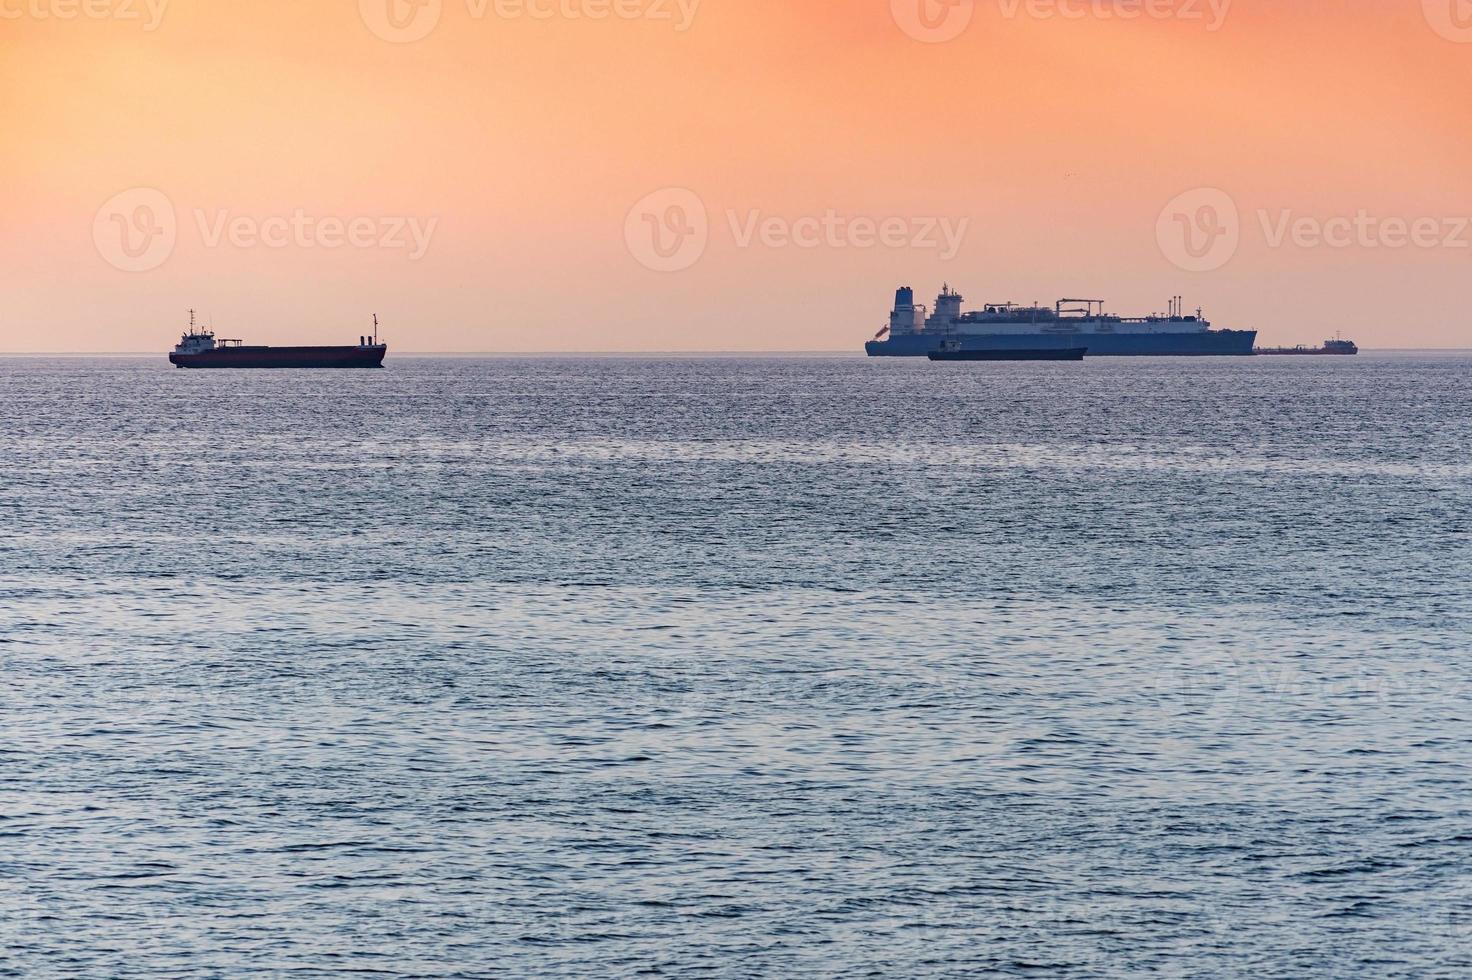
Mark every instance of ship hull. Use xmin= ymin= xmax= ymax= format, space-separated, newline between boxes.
xmin=1255 ymin=348 xmax=1358 ymax=356
xmin=868 ymin=330 xmax=1257 ymax=357
xmin=929 ymin=348 xmax=1086 ymax=362
xmin=170 ymin=346 xmax=386 ymax=369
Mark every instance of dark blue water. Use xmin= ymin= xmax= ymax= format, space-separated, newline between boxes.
xmin=2 ymin=354 xmax=1470 ymax=978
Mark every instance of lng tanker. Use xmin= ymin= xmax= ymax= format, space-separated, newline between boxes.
xmin=170 ymin=311 xmax=387 ymax=369
xmin=866 ymin=285 xmax=1256 ymax=357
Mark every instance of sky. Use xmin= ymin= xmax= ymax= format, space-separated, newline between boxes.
xmin=3 ymin=0 xmax=1471 ymax=351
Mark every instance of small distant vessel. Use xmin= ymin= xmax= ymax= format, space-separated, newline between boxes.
xmin=170 ymin=311 xmax=388 ymax=369
xmin=867 ymin=285 xmax=1257 ymax=357
xmin=929 ymin=342 xmax=1086 ymax=362
xmin=1255 ymin=338 xmax=1359 ymax=356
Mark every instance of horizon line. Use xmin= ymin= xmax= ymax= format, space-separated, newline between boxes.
xmin=3 ymin=350 xmax=867 ymax=357
xmin=3 ymin=348 xmax=1471 ymax=357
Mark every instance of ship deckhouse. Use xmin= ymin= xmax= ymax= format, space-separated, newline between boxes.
xmin=174 ymin=310 xmax=217 ymax=355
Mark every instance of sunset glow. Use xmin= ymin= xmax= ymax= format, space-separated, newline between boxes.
xmin=6 ymin=0 xmax=1472 ymax=350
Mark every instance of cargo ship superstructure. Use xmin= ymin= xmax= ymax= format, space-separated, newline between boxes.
xmin=170 ymin=311 xmax=388 ymax=369
xmin=866 ymin=286 xmax=1256 ymax=357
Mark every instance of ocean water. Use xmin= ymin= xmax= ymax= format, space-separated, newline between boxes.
xmin=2 ymin=353 xmax=1470 ymax=978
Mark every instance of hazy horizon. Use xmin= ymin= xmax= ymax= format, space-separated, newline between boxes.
xmin=4 ymin=346 xmax=1471 ymax=357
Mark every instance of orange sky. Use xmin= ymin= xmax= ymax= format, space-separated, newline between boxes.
xmin=4 ymin=0 xmax=1471 ymax=351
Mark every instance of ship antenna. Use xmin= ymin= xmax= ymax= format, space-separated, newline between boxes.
xmin=189 ymin=308 xmax=196 ymax=334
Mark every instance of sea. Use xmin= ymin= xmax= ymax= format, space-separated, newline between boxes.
xmin=1 ymin=353 xmax=1469 ymax=978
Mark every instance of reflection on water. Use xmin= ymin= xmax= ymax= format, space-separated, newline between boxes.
xmin=1 ymin=355 xmax=1469 ymax=977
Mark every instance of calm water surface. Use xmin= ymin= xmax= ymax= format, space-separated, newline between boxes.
xmin=2 ymin=354 xmax=1470 ymax=977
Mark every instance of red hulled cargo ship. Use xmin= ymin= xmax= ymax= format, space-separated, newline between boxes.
xmin=170 ymin=311 xmax=388 ymax=369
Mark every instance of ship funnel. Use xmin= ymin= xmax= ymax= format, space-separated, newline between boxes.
xmin=894 ymin=286 xmax=914 ymax=311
